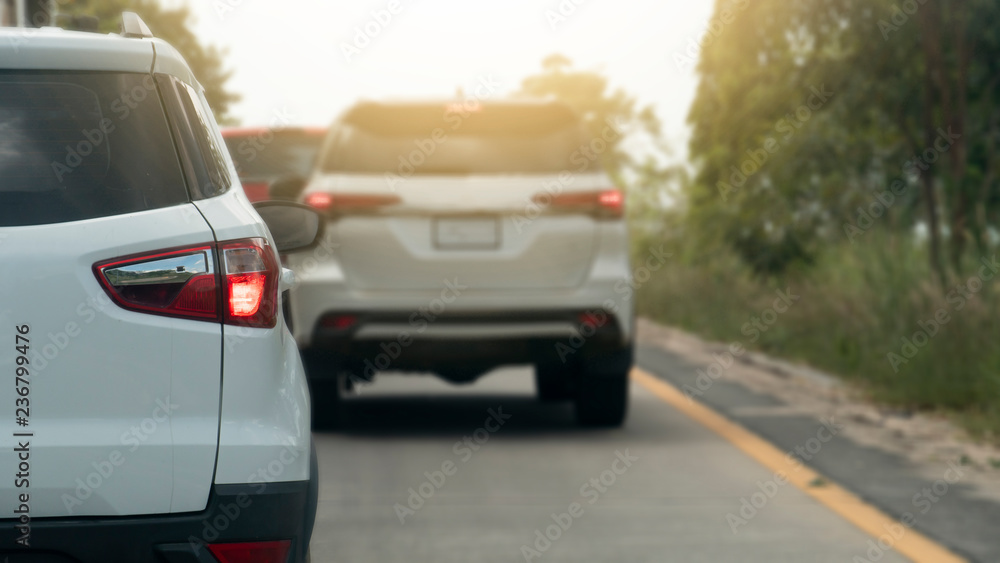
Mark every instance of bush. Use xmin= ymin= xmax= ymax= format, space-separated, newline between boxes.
xmin=636 ymin=232 xmax=1000 ymax=439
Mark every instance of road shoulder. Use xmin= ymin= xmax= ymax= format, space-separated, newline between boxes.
xmin=636 ymin=317 xmax=1000 ymax=562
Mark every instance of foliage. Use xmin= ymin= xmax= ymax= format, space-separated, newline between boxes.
xmin=686 ymin=0 xmax=1000 ymax=279
xmin=518 ymin=54 xmax=664 ymax=178
xmin=636 ymin=230 xmax=1000 ymax=439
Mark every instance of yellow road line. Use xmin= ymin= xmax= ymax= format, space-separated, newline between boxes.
xmin=631 ymin=367 xmax=966 ymax=563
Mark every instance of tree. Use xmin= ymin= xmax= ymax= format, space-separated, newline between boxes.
xmin=685 ymin=0 xmax=1000 ymax=279
xmin=517 ymin=54 xmax=663 ymax=179
xmin=62 ymin=0 xmax=239 ymax=123
xmin=916 ymin=0 xmax=1000 ymax=272
xmin=686 ymin=0 xmax=867 ymax=274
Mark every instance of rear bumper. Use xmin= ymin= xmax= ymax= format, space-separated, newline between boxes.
xmin=0 ymin=451 xmax=318 ymax=563
xmin=303 ymin=310 xmax=631 ymax=379
xmin=286 ymin=250 xmax=636 ymax=353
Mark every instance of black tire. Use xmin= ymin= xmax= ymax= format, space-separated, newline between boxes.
xmin=304 ymin=352 xmax=349 ymax=430
xmin=575 ymin=372 xmax=629 ymax=426
xmin=574 ymin=345 xmax=633 ymax=427
xmin=534 ymin=364 xmax=576 ymax=402
xmin=309 ymin=376 xmax=345 ymax=430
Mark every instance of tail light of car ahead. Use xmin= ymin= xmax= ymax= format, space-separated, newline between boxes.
xmin=239 ymin=181 xmax=271 ymax=203
xmin=304 ymin=191 xmax=401 ymax=213
xmin=207 ymin=540 xmax=291 ymax=563
xmin=532 ymin=188 xmax=624 ymax=218
xmin=95 ymin=238 xmax=280 ymax=329
xmin=318 ymin=313 xmax=359 ymax=330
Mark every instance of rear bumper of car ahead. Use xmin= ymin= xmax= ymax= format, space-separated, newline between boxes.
xmin=302 ymin=309 xmax=632 ymax=381
xmin=286 ymin=232 xmax=638 ymax=354
xmin=0 ymin=448 xmax=318 ymax=563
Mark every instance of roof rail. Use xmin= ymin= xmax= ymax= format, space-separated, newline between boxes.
xmin=120 ymin=11 xmax=153 ymax=39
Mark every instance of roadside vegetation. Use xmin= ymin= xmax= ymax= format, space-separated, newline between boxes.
xmin=635 ymin=0 xmax=1000 ymax=439
xmin=634 ymin=232 xmax=1000 ymax=440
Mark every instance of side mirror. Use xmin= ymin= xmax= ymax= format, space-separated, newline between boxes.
xmin=253 ymin=201 xmax=324 ymax=254
xmin=269 ymin=175 xmax=307 ymax=202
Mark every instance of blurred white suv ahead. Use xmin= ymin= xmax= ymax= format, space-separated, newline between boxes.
xmin=0 ymin=16 xmax=319 ymax=562
xmin=285 ymin=100 xmax=634 ymax=426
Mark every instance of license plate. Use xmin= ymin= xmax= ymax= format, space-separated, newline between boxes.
xmin=434 ymin=217 xmax=499 ymax=249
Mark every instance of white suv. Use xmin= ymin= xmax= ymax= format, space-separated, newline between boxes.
xmin=285 ymin=100 xmax=634 ymax=426
xmin=0 ymin=16 xmax=318 ymax=561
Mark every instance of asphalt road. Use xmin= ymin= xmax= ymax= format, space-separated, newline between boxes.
xmin=308 ymin=363 xmax=912 ymax=563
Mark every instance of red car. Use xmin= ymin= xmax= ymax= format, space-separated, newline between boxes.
xmin=222 ymin=126 xmax=326 ymax=202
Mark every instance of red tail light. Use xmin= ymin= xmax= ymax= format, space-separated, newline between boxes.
xmin=95 ymin=245 xmax=220 ymax=322
xmin=532 ymin=188 xmax=624 ymax=218
xmin=207 ymin=540 xmax=291 ymax=563
xmin=597 ymin=189 xmax=624 ymax=211
xmin=95 ymin=238 xmax=279 ymax=328
xmin=305 ymin=191 xmax=401 ymax=212
xmin=304 ymin=192 xmax=333 ymax=210
xmin=229 ymin=273 xmax=266 ymax=316
xmin=221 ymin=238 xmax=280 ymax=328
xmin=319 ymin=313 xmax=358 ymax=330
xmin=171 ymin=274 xmax=219 ymax=316
xmin=239 ymin=181 xmax=271 ymax=203
xmin=578 ymin=311 xmax=600 ymax=329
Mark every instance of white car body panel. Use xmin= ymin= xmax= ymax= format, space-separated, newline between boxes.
xmin=0 ymin=205 xmax=221 ymax=517
xmin=0 ymin=28 xmax=153 ymax=72
xmin=194 ymin=190 xmax=312 ymax=485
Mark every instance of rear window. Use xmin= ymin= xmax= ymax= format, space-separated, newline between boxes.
xmin=0 ymin=71 xmax=188 ymax=227
xmin=321 ymin=103 xmax=598 ymax=176
xmin=224 ymin=130 xmax=324 ymax=180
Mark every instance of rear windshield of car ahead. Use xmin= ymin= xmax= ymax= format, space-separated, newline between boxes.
xmin=0 ymin=71 xmax=188 ymax=227
xmin=224 ymin=131 xmax=324 ymax=181
xmin=320 ymin=103 xmax=599 ymax=176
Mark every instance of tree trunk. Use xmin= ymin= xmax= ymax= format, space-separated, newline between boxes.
xmin=918 ymin=3 xmax=947 ymax=285
xmin=946 ymin=0 xmax=970 ymax=273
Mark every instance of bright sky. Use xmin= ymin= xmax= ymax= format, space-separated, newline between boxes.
xmin=178 ymin=0 xmax=716 ymax=161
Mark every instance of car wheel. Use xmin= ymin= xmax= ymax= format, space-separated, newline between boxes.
xmin=534 ymin=364 xmax=575 ymax=402
xmin=304 ymin=353 xmax=350 ymax=429
xmin=575 ymin=372 xmax=629 ymax=426
xmin=309 ymin=376 xmax=346 ymax=430
xmin=574 ymin=346 xmax=633 ymax=427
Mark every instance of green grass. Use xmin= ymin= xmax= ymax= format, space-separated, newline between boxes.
xmin=635 ymin=234 xmax=1000 ymax=441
